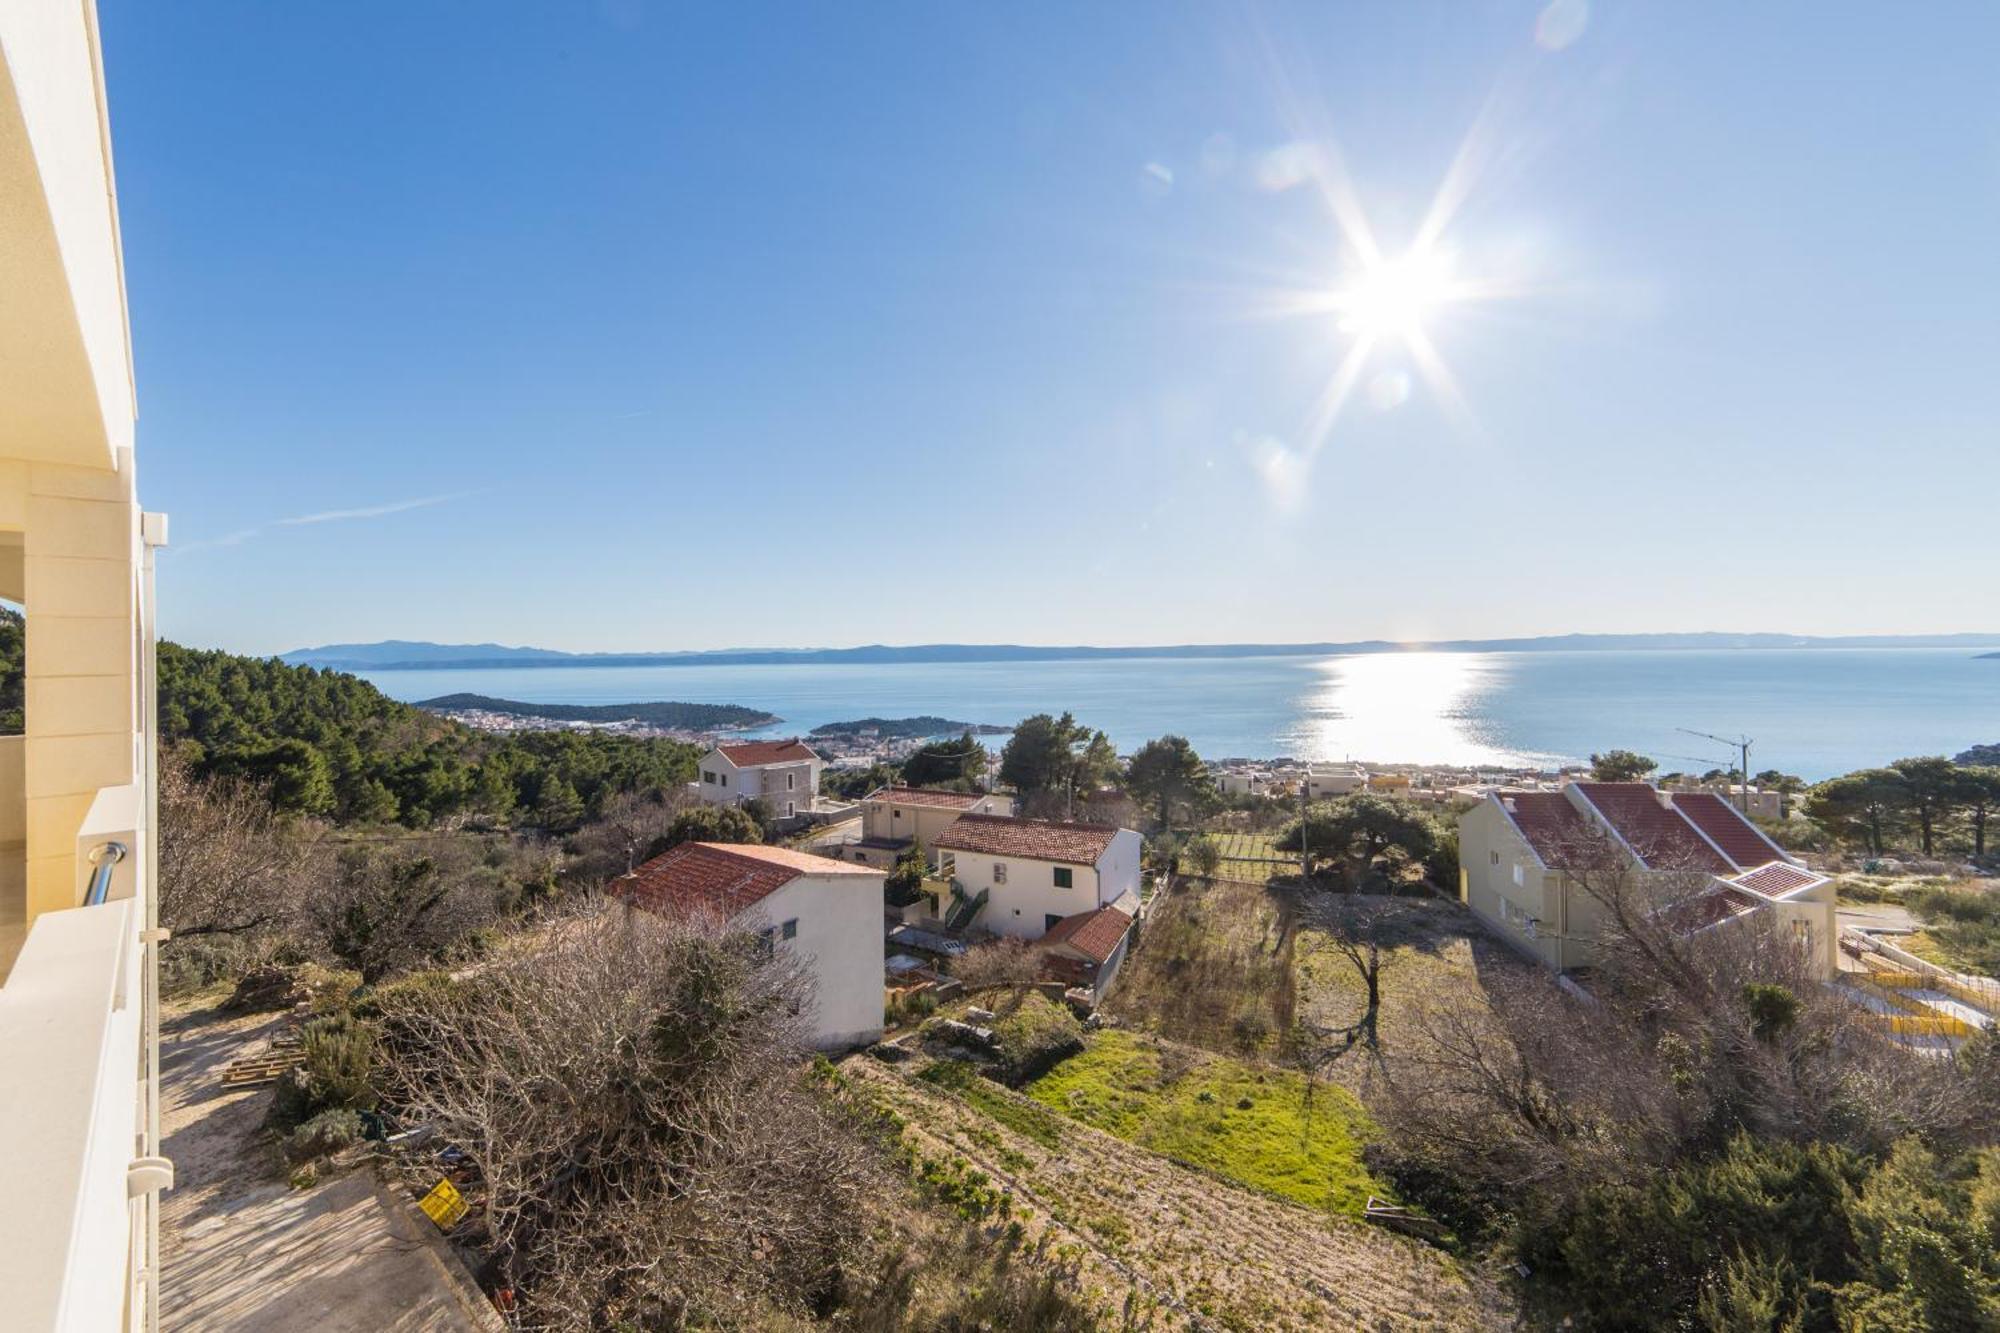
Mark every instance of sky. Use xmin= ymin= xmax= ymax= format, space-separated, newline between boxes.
xmin=102 ymin=2 xmax=2000 ymax=657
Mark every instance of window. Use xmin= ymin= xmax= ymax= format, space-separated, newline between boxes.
xmin=893 ymin=808 xmax=902 ymax=820
xmin=720 ymin=773 xmax=729 ymax=788
xmin=1490 ymin=851 xmax=1499 ymax=866
xmin=1053 ymin=867 xmax=1073 ymax=888
xmin=785 ymin=801 xmax=796 ymax=818
xmin=755 ymin=928 xmax=775 ymax=961
xmin=782 ymin=918 xmax=798 ymax=940
xmin=992 ymin=862 xmax=1007 ymax=884
xmin=1044 ymin=913 xmax=1063 ymax=931
xmin=786 ymin=773 xmax=796 ymax=790
xmin=1512 ymin=863 xmax=1525 ymax=887
xmin=704 ymin=770 xmax=718 ymax=785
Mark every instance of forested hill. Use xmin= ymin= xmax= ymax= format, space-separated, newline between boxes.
xmin=417 ymin=693 xmax=776 ymax=730
xmin=155 ymin=645 xmax=700 ymax=829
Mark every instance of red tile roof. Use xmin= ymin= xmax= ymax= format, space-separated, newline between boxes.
xmin=613 ymin=841 xmax=875 ymax=920
xmin=864 ymin=786 xmax=986 ymax=811
xmin=1572 ymin=782 xmax=1732 ymax=874
xmin=1732 ymin=862 xmax=1824 ymax=896
xmin=933 ymin=814 xmax=1121 ymax=863
xmin=716 ymin=739 xmax=818 ymax=767
xmin=1658 ymin=883 xmax=1765 ymax=932
xmin=1667 ymin=792 xmax=1785 ymax=871
xmin=1497 ymin=790 xmax=1594 ymax=865
xmin=1039 ymin=905 xmax=1134 ymax=964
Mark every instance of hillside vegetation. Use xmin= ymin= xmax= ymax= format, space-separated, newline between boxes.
xmin=159 ymin=645 xmax=700 ymax=829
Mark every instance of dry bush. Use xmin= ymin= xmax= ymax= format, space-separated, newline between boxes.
xmin=953 ymin=936 xmax=1045 ymax=991
xmin=1373 ymin=823 xmax=2000 ymax=1242
xmin=158 ymin=755 xmax=327 ymax=986
xmin=308 ymin=838 xmax=517 ymax=983
xmin=374 ymin=903 xmax=884 ymax=1329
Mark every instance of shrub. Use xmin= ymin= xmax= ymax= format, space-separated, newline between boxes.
xmin=270 ymin=1013 xmax=377 ymax=1131
xmin=284 ymin=1108 xmax=365 ymax=1164
xmin=989 ymin=993 xmax=1085 ymax=1086
xmin=1183 ymin=835 xmax=1223 ymax=878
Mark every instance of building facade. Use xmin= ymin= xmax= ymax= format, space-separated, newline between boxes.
xmin=614 ymin=842 xmax=886 ymax=1048
xmin=0 ymin=6 xmax=168 ymax=1327
xmin=931 ymin=815 xmax=1142 ymax=941
xmin=695 ymin=739 xmax=823 ymax=819
xmin=840 ymin=786 xmax=1014 ymax=869
xmin=1459 ymin=781 xmax=1836 ymax=977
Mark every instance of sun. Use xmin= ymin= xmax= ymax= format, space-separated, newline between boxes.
xmin=1332 ymin=249 xmax=1460 ymax=341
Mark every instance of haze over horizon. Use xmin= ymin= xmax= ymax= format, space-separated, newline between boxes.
xmin=107 ymin=1 xmax=2000 ymax=658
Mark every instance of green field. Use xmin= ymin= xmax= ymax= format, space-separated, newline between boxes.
xmin=1210 ymin=830 xmax=1298 ymax=883
xmin=1025 ymin=1029 xmax=1387 ymax=1217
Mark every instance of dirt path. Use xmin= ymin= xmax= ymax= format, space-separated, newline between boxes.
xmin=159 ymin=997 xmax=498 ymax=1333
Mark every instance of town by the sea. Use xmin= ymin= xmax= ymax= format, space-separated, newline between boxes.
xmin=357 ymin=646 xmax=1998 ymax=781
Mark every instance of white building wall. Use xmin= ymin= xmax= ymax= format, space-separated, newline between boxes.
xmin=1096 ymin=829 xmax=1143 ymax=905
xmin=735 ymin=870 xmax=885 ymax=1048
xmin=947 ymin=849 xmax=1099 ymax=940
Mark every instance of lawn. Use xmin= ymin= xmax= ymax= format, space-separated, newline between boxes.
xmin=1210 ymin=830 xmax=1298 ymax=884
xmin=1025 ymin=1030 xmax=1388 ymax=1217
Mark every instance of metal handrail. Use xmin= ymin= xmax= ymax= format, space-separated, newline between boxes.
xmin=83 ymin=840 xmax=127 ymax=907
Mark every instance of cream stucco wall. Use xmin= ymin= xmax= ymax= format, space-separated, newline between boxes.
xmin=1459 ymin=798 xmax=1577 ymax=971
xmin=0 ymin=1 xmax=133 ymax=469
xmin=860 ymin=793 xmax=1009 ymax=854
xmin=947 ymin=829 xmax=1141 ymax=941
xmin=735 ymin=870 xmax=885 ymax=1048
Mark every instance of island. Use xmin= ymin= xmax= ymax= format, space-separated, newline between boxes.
xmin=416 ymin=693 xmax=777 ymax=731
xmin=808 ymin=716 xmax=1007 ymax=740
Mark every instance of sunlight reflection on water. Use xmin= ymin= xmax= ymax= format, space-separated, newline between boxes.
xmin=1282 ymin=652 xmax=1558 ymax=767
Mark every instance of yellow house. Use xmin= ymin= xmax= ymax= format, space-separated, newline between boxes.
xmin=0 ymin=5 xmax=168 ymax=1329
xmin=1458 ymin=781 xmax=1836 ymax=978
xmin=840 ymin=785 xmax=1014 ymax=869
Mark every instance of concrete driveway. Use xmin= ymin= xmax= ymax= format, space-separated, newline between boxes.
xmin=159 ymin=999 xmax=499 ymax=1332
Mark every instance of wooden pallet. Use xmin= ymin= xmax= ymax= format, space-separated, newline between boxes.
xmin=221 ymin=1051 xmax=304 ymax=1087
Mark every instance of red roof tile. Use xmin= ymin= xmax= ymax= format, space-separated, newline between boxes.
xmin=864 ymin=786 xmax=987 ymax=811
xmin=1497 ymin=790 xmax=1594 ymax=865
xmin=1667 ymin=792 xmax=1785 ymax=871
xmin=1039 ymin=905 xmax=1134 ymax=964
xmin=933 ymin=814 xmax=1121 ymax=863
xmin=1732 ymin=862 xmax=1824 ymax=896
xmin=716 ymin=739 xmax=818 ymax=767
xmin=613 ymin=841 xmax=875 ymax=920
xmin=1572 ymin=782 xmax=1732 ymax=874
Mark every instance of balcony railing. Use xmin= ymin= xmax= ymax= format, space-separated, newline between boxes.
xmin=0 ymin=782 xmax=162 ymax=1332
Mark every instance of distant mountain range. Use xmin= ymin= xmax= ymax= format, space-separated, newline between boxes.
xmin=281 ymin=632 xmax=2000 ymax=673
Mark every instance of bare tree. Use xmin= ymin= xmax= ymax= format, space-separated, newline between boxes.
xmin=374 ymin=904 xmax=883 ymax=1330
xmin=953 ymin=936 xmax=1044 ymax=992
xmin=158 ymin=756 xmax=326 ymax=978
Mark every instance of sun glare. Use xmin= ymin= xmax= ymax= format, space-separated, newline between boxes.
xmin=1334 ymin=250 xmax=1459 ymax=339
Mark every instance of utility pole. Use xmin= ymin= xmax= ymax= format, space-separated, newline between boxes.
xmin=1299 ymin=772 xmax=1312 ymax=880
xmin=1678 ymin=727 xmax=1754 ymax=814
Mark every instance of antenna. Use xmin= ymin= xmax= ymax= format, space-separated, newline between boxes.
xmin=1677 ymin=728 xmax=1754 ymax=814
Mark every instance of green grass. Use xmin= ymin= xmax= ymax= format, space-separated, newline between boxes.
xmin=1025 ymin=1030 xmax=1388 ymax=1217
xmin=918 ymin=1059 xmax=1069 ymax=1150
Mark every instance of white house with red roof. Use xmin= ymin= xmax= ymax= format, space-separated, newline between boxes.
xmin=931 ymin=814 xmax=1143 ymax=945
xmin=1458 ymin=781 xmax=1835 ymax=977
xmin=613 ymin=841 xmax=886 ymax=1048
xmin=696 ymin=739 xmax=824 ymax=820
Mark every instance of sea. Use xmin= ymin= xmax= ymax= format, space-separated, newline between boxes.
xmin=356 ymin=647 xmax=2000 ymax=782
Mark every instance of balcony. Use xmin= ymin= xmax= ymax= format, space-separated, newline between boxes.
xmin=0 ymin=782 xmax=161 ymax=1332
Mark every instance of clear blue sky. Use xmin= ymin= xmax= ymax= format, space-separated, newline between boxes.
xmin=103 ymin=2 xmax=2000 ymax=657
